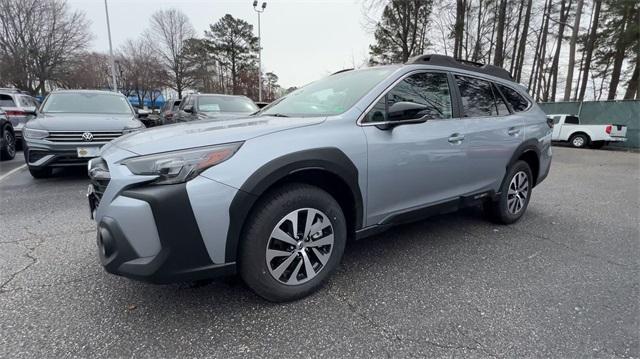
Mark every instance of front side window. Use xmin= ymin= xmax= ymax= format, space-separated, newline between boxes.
xmin=455 ymin=75 xmax=499 ymax=117
xmin=261 ymin=67 xmax=396 ymax=117
xmin=42 ymin=93 xmax=132 ymax=114
xmin=496 ymin=84 xmax=530 ymax=112
xmin=364 ymin=72 xmax=452 ymax=123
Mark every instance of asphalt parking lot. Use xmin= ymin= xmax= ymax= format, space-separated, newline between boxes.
xmin=0 ymin=147 xmax=638 ymax=358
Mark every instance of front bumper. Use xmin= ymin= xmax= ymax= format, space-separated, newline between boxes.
xmin=24 ymin=139 xmax=109 ymax=168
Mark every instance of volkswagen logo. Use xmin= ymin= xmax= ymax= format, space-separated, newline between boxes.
xmin=82 ymin=132 xmax=94 ymax=142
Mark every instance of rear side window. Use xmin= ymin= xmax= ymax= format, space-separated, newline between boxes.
xmin=565 ymin=116 xmax=579 ymax=124
xmin=492 ymin=85 xmax=510 ymax=115
xmin=172 ymin=100 xmax=181 ymax=111
xmin=0 ymin=94 xmax=16 ymax=107
xmin=455 ymin=75 xmax=499 ymax=117
xmin=496 ymin=84 xmax=530 ymax=112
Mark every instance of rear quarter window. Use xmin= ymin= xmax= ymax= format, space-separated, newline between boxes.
xmin=496 ymin=84 xmax=530 ymax=112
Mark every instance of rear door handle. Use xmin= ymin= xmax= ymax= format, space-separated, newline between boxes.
xmin=448 ymin=133 xmax=465 ymax=144
xmin=508 ymin=127 xmax=521 ymax=136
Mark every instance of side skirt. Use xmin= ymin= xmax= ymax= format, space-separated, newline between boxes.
xmin=355 ymin=190 xmax=495 ymax=240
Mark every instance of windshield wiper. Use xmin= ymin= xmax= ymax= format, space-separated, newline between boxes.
xmin=263 ymin=113 xmax=289 ymax=118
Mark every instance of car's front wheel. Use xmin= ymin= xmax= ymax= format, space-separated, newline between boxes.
xmin=239 ymin=183 xmax=346 ymax=302
xmin=0 ymin=126 xmax=16 ymax=161
xmin=484 ymin=160 xmax=533 ymax=224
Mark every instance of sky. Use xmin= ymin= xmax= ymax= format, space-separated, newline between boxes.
xmin=68 ymin=0 xmax=377 ymax=89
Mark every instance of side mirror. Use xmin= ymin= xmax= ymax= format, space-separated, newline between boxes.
xmin=374 ymin=102 xmax=429 ymax=130
xmin=183 ymin=105 xmax=194 ymax=114
xmin=387 ymin=101 xmax=429 ymax=122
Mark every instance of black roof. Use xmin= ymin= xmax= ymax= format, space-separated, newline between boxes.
xmin=407 ymin=54 xmax=513 ymax=81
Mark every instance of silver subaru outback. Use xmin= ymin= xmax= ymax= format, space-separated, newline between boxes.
xmin=88 ymin=54 xmax=552 ymax=302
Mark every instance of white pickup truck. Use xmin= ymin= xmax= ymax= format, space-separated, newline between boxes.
xmin=548 ymin=114 xmax=628 ymax=148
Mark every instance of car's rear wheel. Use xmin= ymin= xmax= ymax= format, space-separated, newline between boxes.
xmin=28 ymin=166 xmax=53 ymax=178
xmin=569 ymin=133 xmax=589 ymax=148
xmin=239 ymin=183 xmax=346 ymax=302
xmin=0 ymin=126 xmax=16 ymax=161
xmin=484 ymin=160 xmax=533 ymax=224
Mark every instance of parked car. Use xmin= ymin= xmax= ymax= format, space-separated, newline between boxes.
xmin=174 ymin=94 xmax=259 ymax=122
xmin=548 ymin=114 xmax=627 ymax=148
xmin=0 ymin=89 xmax=40 ymax=142
xmin=88 ymin=54 xmax=552 ymax=302
xmin=159 ymin=99 xmax=182 ymax=124
xmin=23 ymin=90 xmax=145 ymax=178
xmin=0 ymin=109 xmax=16 ymax=161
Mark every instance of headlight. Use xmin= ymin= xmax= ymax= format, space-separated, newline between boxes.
xmin=23 ymin=128 xmax=49 ymax=139
xmin=120 ymin=142 xmax=243 ymax=185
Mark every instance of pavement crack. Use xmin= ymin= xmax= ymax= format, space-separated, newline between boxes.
xmin=508 ymin=227 xmax=638 ymax=270
xmin=0 ymin=250 xmax=38 ymax=293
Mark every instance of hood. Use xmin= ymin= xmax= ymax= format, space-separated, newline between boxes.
xmin=112 ymin=115 xmax=326 ymax=155
xmin=28 ymin=113 xmax=140 ymax=131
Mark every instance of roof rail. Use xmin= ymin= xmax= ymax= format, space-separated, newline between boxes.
xmin=406 ymin=54 xmax=513 ymax=81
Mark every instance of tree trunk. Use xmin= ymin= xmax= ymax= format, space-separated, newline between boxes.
xmin=493 ymin=0 xmax=507 ymax=67
xmin=606 ymin=2 xmax=632 ymax=100
xmin=515 ymin=0 xmax=533 ymax=82
xmin=623 ymin=55 xmax=639 ymax=100
xmin=563 ymin=0 xmax=583 ymax=101
xmin=578 ymin=0 xmax=602 ymax=101
xmin=534 ymin=0 xmax=552 ymax=100
xmin=550 ymin=0 xmax=571 ymax=101
xmin=454 ymin=0 xmax=465 ymax=58
xmin=472 ymin=0 xmax=483 ymax=61
xmin=510 ymin=0 xmax=525 ymax=75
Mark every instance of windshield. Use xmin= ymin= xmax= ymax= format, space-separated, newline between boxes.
xmin=198 ymin=96 xmax=258 ymax=113
xmin=42 ymin=93 xmax=133 ymax=114
xmin=261 ymin=67 xmax=396 ymax=117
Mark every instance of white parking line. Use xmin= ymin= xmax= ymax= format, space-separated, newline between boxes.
xmin=0 ymin=164 xmax=27 ymax=182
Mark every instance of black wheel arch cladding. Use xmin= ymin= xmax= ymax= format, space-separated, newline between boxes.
xmin=225 ymin=147 xmax=363 ymax=263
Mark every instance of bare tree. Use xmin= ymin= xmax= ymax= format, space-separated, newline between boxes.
xmin=563 ymin=0 xmax=584 ymax=100
xmin=0 ymin=0 xmax=91 ymax=95
xmin=578 ymin=0 xmax=602 ymax=101
xmin=149 ymin=8 xmax=195 ymax=99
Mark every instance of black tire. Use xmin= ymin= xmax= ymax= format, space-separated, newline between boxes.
xmin=239 ymin=183 xmax=347 ymax=302
xmin=28 ymin=166 xmax=53 ymax=178
xmin=0 ymin=125 xmax=16 ymax=161
xmin=484 ymin=160 xmax=533 ymax=224
xmin=569 ymin=133 xmax=589 ymax=148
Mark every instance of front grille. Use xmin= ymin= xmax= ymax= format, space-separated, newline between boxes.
xmin=46 ymin=131 xmax=123 ymax=143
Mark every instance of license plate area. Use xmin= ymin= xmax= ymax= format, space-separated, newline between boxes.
xmin=77 ymin=146 xmax=100 ymax=158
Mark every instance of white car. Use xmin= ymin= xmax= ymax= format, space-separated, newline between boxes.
xmin=548 ymin=114 xmax=627 ymax=148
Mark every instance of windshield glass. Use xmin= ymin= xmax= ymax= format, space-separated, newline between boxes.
xmin=261 ymin=67 xmax=396 ymax=117
xmin=42 ymin=93 xmax=133 ymax=114
xmin=197 ymin=96 xmax=258 ymax=113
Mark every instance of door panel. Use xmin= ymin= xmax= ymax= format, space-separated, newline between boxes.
xmin=363 ymin=120 xmax=468 ymax=225
xmin=362 ymin=71 xmax=468 ymax=226
xmin=454 ymin=75 xmax=524 ymax=192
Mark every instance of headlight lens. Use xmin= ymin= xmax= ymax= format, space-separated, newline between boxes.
xmin=23 ymin=128 xmax=49 ymax=139
xmin=120 ymin=142 xmax=243 ymax=185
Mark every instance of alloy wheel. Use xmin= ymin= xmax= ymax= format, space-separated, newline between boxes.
xmin=266 ymin=208 xmax=334 ymax=285
xmin=507 ymin=171 xmax=529 ymax=215
xmin=4 ymin=131 xmax=15 ymax=158
xmin=572 ymin=136 xmax=585 ymax=147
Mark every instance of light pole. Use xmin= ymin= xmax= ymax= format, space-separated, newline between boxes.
xmin=104 ymin=0 xmax=118 ymax=92
xmin=253 ymin=1 xmax=266 ymax=102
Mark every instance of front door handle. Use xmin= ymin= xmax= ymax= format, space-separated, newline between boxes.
xmin=448 ymin=133 xmax=465 ymax=144
xmin=508 ymin=127 xmax=521 ymax=136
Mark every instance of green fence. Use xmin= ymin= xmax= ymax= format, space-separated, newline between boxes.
xmin=538 ymin=100 xmax=640 ymax=149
